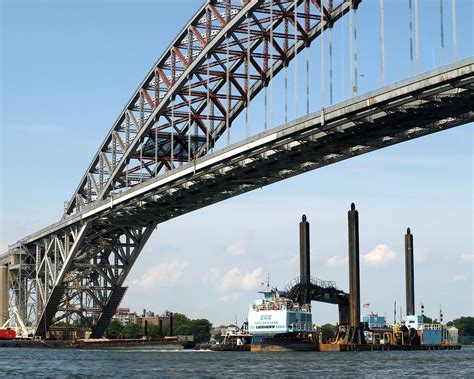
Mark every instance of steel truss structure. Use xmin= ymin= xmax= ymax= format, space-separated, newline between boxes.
xmin=0 ymin=0 xmax=472 ymax=339
xmin=63 ymin=0 xmax=356 ymax=216
xmin=3 ymin=0 xmax=357 ymax=339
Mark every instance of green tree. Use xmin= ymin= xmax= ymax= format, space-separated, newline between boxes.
xmin=447 ymin=317 xmax=474 ymax=336
xmin=122 ymin=323 xmax=142 ymax=339
xmin=73 ymin=316 xmax=94 ymax=327
xmin=146 ymin=323 xmax=161 ymax=338
xmin=422 ymin=315 xmax=439 ymax=324
xmin=190 ymin=319 xmax=212 ymax=343
xmin=106 ymin=320 xmax=124 ymax=339
xmin=171 ymin=313 xmax=190 ymax=332
xmin=174 ymin=323 xmax=193 ymax=336
xmin=320 ymin=323 xmax=338 ymax=342
xmin=168 ymin=313 xmax=212 ymax=342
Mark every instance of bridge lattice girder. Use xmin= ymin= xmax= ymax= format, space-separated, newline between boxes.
xmin=26 ymin=58 xmax=473 ymax=338
xmin=2 ymin=0 xmax=472 ymax=339
xmin=64 ymin=0 xmax=356 ymax=217
xmin=33 ymin=222 xmax=156 ymax=338
xmin=20 ymin=0 xmax=357 ymax=338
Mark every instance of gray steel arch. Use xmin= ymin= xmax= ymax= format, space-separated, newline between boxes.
xmin=1 ymin=0 xmax=471 ymax=340
xmin=13 ymin=0 xmax=356 ymax=338
xmin=64 ymin=0 xmax=356 ymax=216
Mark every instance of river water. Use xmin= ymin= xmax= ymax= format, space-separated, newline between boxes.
xmin=1 ymin=347 xmax=473 ymax=378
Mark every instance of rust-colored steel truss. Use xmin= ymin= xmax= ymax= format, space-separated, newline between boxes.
xmin=64 ymin=0 xmax=356 ymax=216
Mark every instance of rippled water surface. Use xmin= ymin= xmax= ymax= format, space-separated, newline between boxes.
xmin=1 ymin=347 xmax=473 ymax=378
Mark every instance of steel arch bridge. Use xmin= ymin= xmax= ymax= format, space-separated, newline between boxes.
xmin=1 ymin=0 xmax=473 ymax=339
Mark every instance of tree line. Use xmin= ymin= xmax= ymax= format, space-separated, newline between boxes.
xmin=105 ymin=313 xmax=212 ymax=343
xmin=105 ymin=315 xmax=473 ymax=343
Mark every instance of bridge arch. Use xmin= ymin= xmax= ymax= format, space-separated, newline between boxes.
xmin=37 ymin=0 xmax=356 ymax=338
xmin=1 ymin=0 xmax=472 ymax=340
xmin=65 ymin=0 xmax=354 ymax=217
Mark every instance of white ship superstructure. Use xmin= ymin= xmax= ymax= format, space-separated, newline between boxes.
xmin=248 ymin=289 xmax=314 ymax=335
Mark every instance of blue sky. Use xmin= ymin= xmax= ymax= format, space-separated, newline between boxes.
xmin=1 ymin=0 xmax=472 ymax=327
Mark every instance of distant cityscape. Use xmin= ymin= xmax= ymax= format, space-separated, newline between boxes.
xmin=111 ymin=307 xmax=238 ymax=340
xmin=112 ymin=308 xmax=172 ymax=328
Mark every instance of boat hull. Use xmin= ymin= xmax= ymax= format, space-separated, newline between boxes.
xmin=251 ymin=336 xmax=318 ymax=352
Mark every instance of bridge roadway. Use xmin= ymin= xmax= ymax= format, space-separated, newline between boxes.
xmin=1 ymin=58 xmax=473 ymax=337
xmin=3 ymin=58 xmax=473 ymax=252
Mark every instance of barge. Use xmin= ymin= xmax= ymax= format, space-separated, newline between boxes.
xmin=248 ymin=288 xmax=318 ymax=352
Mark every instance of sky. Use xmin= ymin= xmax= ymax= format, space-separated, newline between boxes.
xmin=1 ymin=0 xmax=472 ymax=327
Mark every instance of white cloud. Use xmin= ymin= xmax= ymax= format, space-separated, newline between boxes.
xmin=221 ymin=268 xmax=241 ymax=290
xmin=450 ymin=274 xmax=469 ymax=283
xmin=241 ymin=269 xmax=263 ymax=290
xmin=128 ymin=260 xmax=188 ymax=288
xmin=459 ymin=254 xmax=474 ymax=263
xmin=415 ymin=248 xmax=428 ymax=263
xmin=362 ymin=245 xmax=398 ymax=266
xmin=289 ymin=254 xmax=299 ymax=265
xmin=217 ymin=292 xmax=242 ymax=303
xmin=226 ymin=240 xmax=247 ymax=256
xmin=220 ymin=267 xmax=263 ymax=291
xmin=201 ymin=268 xmax=220 ymax=284
xmin=327 ymin=256 xmax=348 ymax=267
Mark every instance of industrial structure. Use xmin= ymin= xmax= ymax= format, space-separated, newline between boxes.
xmin=249 ymin=205 xmax=460 ymax=351
xmin=0 ymin=0 xmax=473 ymax=340
xmin=405 ymin=228 xmax=415 ymax=317
xmin=285 ymin=215 xmax=349 ymax=324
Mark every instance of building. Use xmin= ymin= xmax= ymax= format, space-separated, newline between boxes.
xmin=112 ymin=308 xmax=138 ymax=325
xmin=136 ymin=315 xmax=170 ymax=328
xmin=362 ymin=314 xmax=386 ymax=329
xmin=112 ymin=307 xmax=171 ymax=328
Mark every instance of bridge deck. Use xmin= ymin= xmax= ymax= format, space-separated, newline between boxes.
xmin=1 ymin=58 xmax=473 ymax=261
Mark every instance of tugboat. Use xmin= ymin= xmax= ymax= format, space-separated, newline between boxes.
xmin=248 ymin=287 xmax=318 ymax=352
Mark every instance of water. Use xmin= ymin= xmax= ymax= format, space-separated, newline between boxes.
xmin=1 ymin=347 xmax=473 ymax=378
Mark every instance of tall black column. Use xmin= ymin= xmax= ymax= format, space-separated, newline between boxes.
xmin=169 ymin=312 xmax=174 ymax=336
xmin=348 ymin=203 xmax=360 ymax=327
xmin=405 ymin=228 xmax=415 ymax=316
xmin=338 ymin=303 xmax=349 ymax=326
xmin=299 ymin=215 xmax=311 ymax=288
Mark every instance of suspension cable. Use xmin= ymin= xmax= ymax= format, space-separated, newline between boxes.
xmin=306 ymin=44 xmax=310 ymax=115
xmin=329 ymin=13 xmax=333 ymax=105
xmin=206 ymin=55 xmax=210 ymax=153
xmin=440 ymin=0 xmax=445 ymax=66
xmin=349 ymin=0 xmax=353 ymax=96
xmin=140 ymin=93 xmax=144 ymax=182
xmin=226 ymin=0 xmax=231 ymax=146
xmin=285 ymin=16 xmax=288 ymax=124
xmin=380 ymin=0 xmax=385 ymax=86
xmin=171 ymin=98 xmax=174 ymax=168
xmin=154 ymin=120 xmax=158 ymax=173
xmin=226 ymin=34 xmax=231 ymax=146
xmin=341 ymin=7 xmax=344 ymax=99
xmin=206 ymin=8 xmax=211 ymax=153
xmin=353 ymin=4 xmax=358 ymax=95
xmin=294 ymin=0 xmax=298 ymax=119
xmin=452 ymin=0 xmax=457 ymax=61
xmin=321 ymin=0 xmax=325 ymax=110
xmin=409 ymin=0 xmax=414 ymax=75
xmin=246 ymin=12 xmax=251 ymax=139
xmin=415 ymin=0 xmax=420 ymax=72
xmin=269 ymin=0 xmax=274 ymax=130
xmin=188 ymin=75 xmax=192 ymax=163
